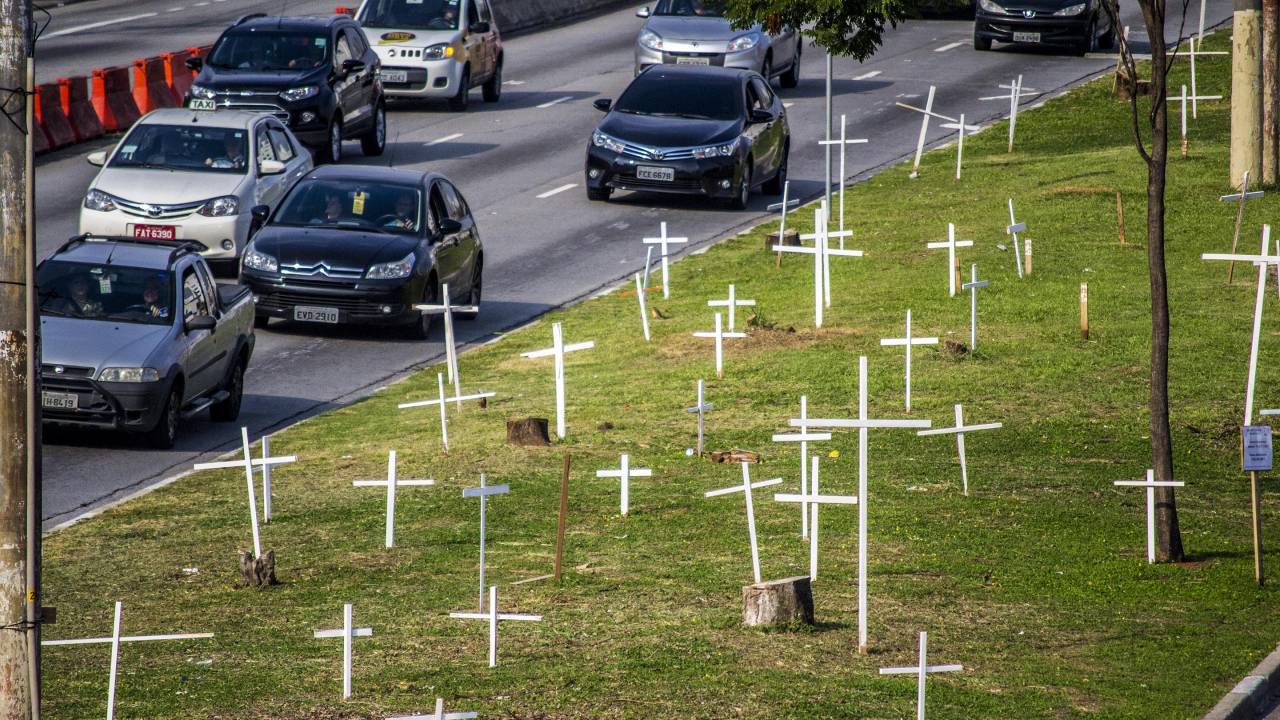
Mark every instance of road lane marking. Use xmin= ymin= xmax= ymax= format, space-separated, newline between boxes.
xmin=536 ymin=183 xmax=577 ymax=199
xmin=934 ymin=41 xmax=964 ymax=52
xmin=426 ymin=132 xmax=463 ymax=146
xmin=44 ymin=12 xmax=157 ymax=38
xmin=536 ymin=95 xmax=573 ymax=109
xmin=503 ymin=80 xmax=526 ymax=85
xmin=166 ymin=6 xmax=184 ymax=11
xmin=854 ymin=70 xmax=882 ymax=80
xmin=783 ymin=102 xmax=794 ymax=108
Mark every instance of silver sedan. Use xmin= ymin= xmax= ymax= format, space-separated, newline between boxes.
xmin=633 ymin=0 xmax=801 ymax=87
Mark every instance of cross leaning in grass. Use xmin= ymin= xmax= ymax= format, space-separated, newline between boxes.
xmin=705 ymin=462 xmax=784 ymax=584
xmin=896 ymin=85 xmax=956 ymax=179
xmin=817 ymin=113 xmax=868 ymax=234
xmin=767 ymin=180 xmax=800 ymax=240
xmin=879 ymin=630 xmax=964 ymax=720
xmin=312 ymin=603 xmax=373 ymax=700
xmin=634 ymin=272 xmax=651 ymax=341
xmin=916 ymin=404 xmax=1002 ymax=496
xmin=1114 ymin=469 xmax=1186 ymax=564
xmin=397 ymin=372 xmax=496 ymax=452
xmin=449 ymin=585 xmax=543 ymax=668
xmin=774 ymin=455 xmax=858 ymax=582
xmin=693 ymin=311 xmax=746 ymax=379
xmin=642 ymin=221 xmax=688 ymax=299
xmin=597 ymin=453 xmax=653 ymax=517
xmin=686 ymin=378 xmax=714 ymax=456
xmin=192 ymin=426 xmax=296 ymax=559
xmin=387 ymin=698 xmax=477 ymax=720
xmin=1006 ymin=198 xmax=1027 ymax=278
xmin=42 ymin=601 xmax=213 ymax=720
xmin=463 ymin=473 xmax=510 ymax=611
xmin=1219 ymin=170 xmax=1264 ymax=284
xmin=353 ymin=450 xmax=435 ymax=548
xmin=771 ymin=394 xmax=832 ymax=539
xmin=520 ymin=321 xmax=596 ymax=439
xmin=415 ymin=282 xmax=479 ymax=407
xmin=926 ymin=223 xmax=974 ymax=297
xmin=880 ymin=309 xmax=939 ymax=413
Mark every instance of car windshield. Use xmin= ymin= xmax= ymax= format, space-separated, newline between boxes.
xmin=273 ymin=179 xmax=423 ymax=234
xmin=38 ymin=261 xmax=174 ymax=326
xmin=653 ymin=0 xmax=727 ymax=16
xmin=208 ymin=30 xmax=330 ymax=72
xmin=614 ymin=73 xmax=741 ymax=121
xmin=109 ymin=124 xmax=249 ymax=174
xmin=359 ymin=0 xmax=461 ymax=30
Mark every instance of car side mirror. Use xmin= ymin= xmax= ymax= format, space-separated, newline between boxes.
xmin=86 ymin=150 xmax=107 ymax=166
xmin=469 ymin=20 xmax=490 ymax=33
xmin=251 ymin=205 xmax=271 ymax=223
xmin=636 ymin=6 xmax=651 ymax=17
xmin=185 ymin=56 xmax=203 ymax=72
xmin=341 ymin=59 xmax=366 ymax=76
xmin=439 ymin=218 xmax=463 ymax=235
xmin=749 ymin=108 xmax=774 ymax=124
xmin=186 ymin=314 xmax=216 ymax=333
xmin=259 ymin=160 xmax=286 ymax=175
xmin=593 ymin=98 xmax=612 ymax=113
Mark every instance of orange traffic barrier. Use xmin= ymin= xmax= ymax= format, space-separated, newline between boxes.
xmin=32 ymin=116 xmax=50 ymax=155
xmin=162 ymin=50 xmax=194 ymax=101
xmin=36 ymin=82 xmax=76 ymax=149
xmin=132 ymin=56 xmax=179 ymax=113
xmin=91 ymin=66 xmax=141 ymax=133
xmin=59 ymin=76 xmax=102 ymax=143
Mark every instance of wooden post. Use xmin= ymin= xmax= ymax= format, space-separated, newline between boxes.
xmin=1116 ymin=191 xmax=1126 ymax=245
xmin=554 ymin=454 xmax=569 ymax=582
xmin=953 ymin=253 xmax=962 ymax=296
xmin=1080 ymin=283 xmax=1090 ymax=340
xmin=1252 ymin=470 xmax=1266 ymax=585
xmin=1024 ymin=237 xmax=1033 ymax=276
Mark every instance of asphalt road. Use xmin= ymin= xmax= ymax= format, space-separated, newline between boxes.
xmin=35 ymin=1 xmax=1234 ymax=528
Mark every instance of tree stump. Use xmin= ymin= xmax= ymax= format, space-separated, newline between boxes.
xmin=766 ymin=228 xmax=800 ymax=251
xmin=239 ymin=550 xmax=278 ymax=588
xmin=507 ymin=417 xmax=551 ymax=447
xmin=743 ymin=576 xmax=814 ymax=627
xmin=710 ymin=449 xmax=760 ymax=464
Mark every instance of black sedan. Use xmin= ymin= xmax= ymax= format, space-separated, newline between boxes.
xmin=585 ymin=65 xmax=789 ymax=210
xmin=240 ymin=165 xmax=482 ymax=339
xmin=973 ymin=0 xmax=1115 ymax=55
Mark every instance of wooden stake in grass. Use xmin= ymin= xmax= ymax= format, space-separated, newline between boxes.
xmin=1024 ymin=236 xmax=1033 ymax=276
xmin=554 ymin=453 xmax=570 ymax=582
xmin=1079 ymin=283 xmax=1089 ymax=340
xmin=1116 ymin=191 xmax=1126 ymax=245
xmin=1220 ymin=170 xmax=1266 ymax=284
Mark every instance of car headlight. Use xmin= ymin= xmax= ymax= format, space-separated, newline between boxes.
xmin=423 ymin=43 xmax=455 ymax=60
xmin=189 ymin=84 xmax=217 ymax=100
xmin=279 ymin=85 xmax=320 ymax=102
xmin=592 ymin=130 xmax=626 ymax=154
xmin=98 ymin=367 xmax=161 ymax=383
xmin=693 ymin=138 xmax=740 ymax=159
xmin=726 ymin=32 xmax=761 ymax=52
xmin=243 ymin=248 xmax=278 ymax=273
xmin=197 ymin=196 xmax=239 ymax=217
xmin=84 ymin=189 xmax=117 ymax=212
xmin=638 ymin=29 xmax=664 ymax=51
xmin=1053 ymin=2 xmax=1087 ymax=14
xmin=366 ymin=252 xmax=416 ymax=280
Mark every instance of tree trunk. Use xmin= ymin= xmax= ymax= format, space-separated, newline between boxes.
xmin=506 ymin=418 xmax=551 ymax=447
xmin=1265 ymin=0 xmax=1279 ymax=184
xmin=742 ymin=576 xmax=814 ymax=627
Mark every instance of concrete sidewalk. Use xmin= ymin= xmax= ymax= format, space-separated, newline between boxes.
xmin=1205 ymin=644 xmax=1280 ymax=719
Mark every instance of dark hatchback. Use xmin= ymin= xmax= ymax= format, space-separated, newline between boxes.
xmin=240 ymin=165 xmax=482 ymax=339
xmin=186 ymin=13 xmax=387 ymax=163
xmin=973 ymin=0 xmax=1115 ymax=54
xmin=585 ymin=65 xmax=789 ymax=209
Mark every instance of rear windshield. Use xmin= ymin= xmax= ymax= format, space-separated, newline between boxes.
xmin=653 ymin=0 xmax=726 ymax=16
xmin=615 ymin=73 xmax=742 ymax=121
xmin=209 ymin=30 xmax=330 ymax=72
xmin=359 ymin=0 xmax=461 ymax=30
xmin=110 ymin=124 xmax=249 ymax=174
xmin=38 ymin=261 xmax=174 ymax=326
xmin=273 ymin=179 xmax=423 ymax=234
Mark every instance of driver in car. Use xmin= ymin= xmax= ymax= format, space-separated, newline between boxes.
xmin=383 ymin=193 xmax=418 ymax=230
xmin=140 ymin=277 xmax=169 ymax=318
xmin=52 ymin=274 xmax=105 ymax=318
xmin=311 ymin=192 xmax=346 ymax=224
xmin=206 ymin=133 xmax=247 ymax=170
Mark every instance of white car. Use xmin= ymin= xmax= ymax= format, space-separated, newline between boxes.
xmin=353 ymin=0 xmax=503 ymax=110
xmin=79 ymin=108 xmax=313 ymax=266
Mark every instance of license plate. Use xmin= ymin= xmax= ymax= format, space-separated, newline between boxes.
xmin=188 ymin=98 xmax=216 ymax=111
xmin=381 ymin=69 xmax=408 ymax=83
xmin=1013 ymin=31 xmax=1041 ymax=43
xmin=293 ymin=306 xmax=339 ymax=324
xmin=675 ymin=56 xmax=711 ymax=65
xmin=132 ymin=224 xmax=176 ymax=240
xmin=636 ymin=165 xmax=675 ymax=182
xmin=42 ymin=391 xmax=78 ymax=410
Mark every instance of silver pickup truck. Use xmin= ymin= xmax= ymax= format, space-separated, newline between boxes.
xmin=38 ymin=237 xmax=256 ymax=448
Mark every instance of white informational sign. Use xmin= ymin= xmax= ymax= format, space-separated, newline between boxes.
xmin=1243 ymin=425 xmax=1274 ymax=472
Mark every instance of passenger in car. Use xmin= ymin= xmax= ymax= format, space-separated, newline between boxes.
xmin=311 ymin=192 xmax=346 ymax=224
xmin=52 ymin=275 xmax=105 ymax=318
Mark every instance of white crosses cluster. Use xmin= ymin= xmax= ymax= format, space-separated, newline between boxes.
xmin=596 ymin=453 xmax=653 ymax=517
xmin=773 ymin=204 xmax=863 ymax=327
xmin=521 ymin=322 xmax=595 ymax=439
xmin=449 ymin=586 xmax=543 ymax=668
xmin=704 ymin=463 xmax=784 ymax=584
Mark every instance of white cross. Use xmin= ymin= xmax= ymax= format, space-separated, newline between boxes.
xmin=793 ymin=356 xmax=932 ymax=653
xmin=193 ymin=427 xmax=297 ymax=559
xmin=938 ymin=114 xmax=980 ymax=181
xmin=1187 ymin=35 xmax=1227 ymax=119
xmin=818 ymin=113 xmax=869 ymax=234
xmin=387 ymin=698 xmax=477 ymax=720
xmin=1201 ymin=225 xmax=1280 ymax=424
xmin=520 ymin=321 xmax=596 ymax=439
xmin=353 ymin=450 xmax=435 ymax=548
xmin=916 ymin=404 xmax=1002 ymax=495
xmin=642 ymin=245 xmax=655 ymax=290
xmin=961 ymin=264 xmax=989 ymax=350
xmin=880 ymin=309 xmax=939 ymax=412
xmin=449 ymin=585 xmax=542 ymax=668
xmin=705 ymin=463 xmax=784 ymax=584
xmin=1114 ymin=469 xmax=1186 ymax=563
xmin=771 ymin=395 xmax=832 ymax=539
xmin=42 ymin=601 xmax=213 ymax=720
xmin=774 ymin=455 xmax=858 ymax=581
xmin=692 ymin=312 xmax=747 ymax=379
xmin=634 ymin=272 xmax=651 ymax=341
xmin=800 ymin=201 xmax=859 ymax=309
xmin=596 ymin=453 xmax=653 ymax=517
xmin=879 ymin=631 xmax=964 ymax=720
xmin=766 ymin=180 xmax=800 ymax=239
xmin=708 ymin=283 xmax=756 ymax=332
xmin=312 ymin=603 xmax=374 ymax=700
xmin=1167 ymin=84 xmax=1222 ymax=155
xmin=398 ymin=372 xmax=497 ymax=452
xmin=1219 ymin=170 xmax=1265 ymax=284
xmin=463 ymin=474 xmax=510 ymax=611
xmin=686 ymin=378 xmax=714 ymax=456
xmin=776 ymin=206 xmax=862 ymax=326
xmin=642 ymin=221 xmax=688 ymax=298
xmin=897 ymin=86 xmax=959 ymax=178
xmin=1006 ymin=198 xmax=1026 ymax=278
xmin=926 ymin=223 xmax=974 ymax=297
xmin=979 ymin=75 xmax=1039 ymax=153
xmin=415 ymin=282 xmax=480 ymax=408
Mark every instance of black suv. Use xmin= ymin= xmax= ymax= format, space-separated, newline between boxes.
xmin=186 ymin=13 xmax=387 ymax=164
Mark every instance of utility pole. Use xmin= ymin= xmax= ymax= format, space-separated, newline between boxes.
xmin=1233 ymin=0 xmax=1264 ymax=189
xmin=824 ymin=51 xmax=833 ymax=217
xmin=1264 ymin=0 xmax=1278 ymax=184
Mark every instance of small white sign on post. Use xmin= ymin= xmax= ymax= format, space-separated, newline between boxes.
xmin=193 ymin=427 xmax=297 ymax=559
xmin=1006 ymin=199 xmax=1027 ymax=278
xmin=772 ymin=395 xmax=833 ymax=540
xmin=879 ymin=631 xmax=964 ymax=720
xmin=353 ymin=450 xmax=436 ymax=548
xmin=686 ymin=379 xmax=714 ymax=456
xmin=415 ymin=282 xmax=480 ymax=407
xmin=880 ymin=309 xmax=939 ymax=412
xmin=387 ymin=698 xmax=478 ymax=720
xmin=708 ymin=283 xmax=756 ymax=332
xmin=1113 ymin=469 xmax=1186 ymax=564
xmin=926 ymin=224 xmax=974 ymax=297
xmin=520 ymin=322 xmax=596 ymax=439
xmin=961 ymin=264 xmax=990 ymax=351
xmin=774 ymin=455 xmax=858 ymax=581
xmin=634 ymin=272 xmax=651 ymax=342
xmin=916 ymin=404 xmax=1002 ymax=495
xmin=642 ymin=222 xmax=688 ymax=299
xmin=705 ymin=463 xmax=784 ymax=584
xmin=449 ymin=585 xmax=543 ymax=668
xmin=1244 ymin=424 xmax=1274 ymax=471
xmin=596 ymin=453 xmax=653 ymax=517
xmin=312 ymin=603 xmax=374 ymax=700
xmin=692 ymin=312 xmax=747 ymax=380
xmin=463 ymin=474 xmax=511 ymax=611
xmin=398 ymin=373 xmax=497 ymax=452
xmin=817 ymin=113 xmax=869 ymax=234
xmin=42 ymin=601 xmax=214 ymax=720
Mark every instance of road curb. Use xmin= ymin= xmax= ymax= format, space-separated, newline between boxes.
xmin=1205 ymin=643 xmax=1280 ymax=720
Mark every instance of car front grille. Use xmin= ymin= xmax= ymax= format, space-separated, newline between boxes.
xmin=40 ymin=374 xmax=115 ymax=419
xmin=619 ymin=141 xmax=698 ymax=161
xmin=41 ymin=364 xmax=94 ymax=378
xmin=211 ymin=98 xmax=291 ymax=122
xmin=112 ymin=196 xmax=206 ymax=220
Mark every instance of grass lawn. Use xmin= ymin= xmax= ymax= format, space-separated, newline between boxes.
xmin=41 ymin=31 xmax=1280 ymax=719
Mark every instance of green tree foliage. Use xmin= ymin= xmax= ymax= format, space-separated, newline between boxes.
xmin=717 ymin=0 xmax=911 ymax=59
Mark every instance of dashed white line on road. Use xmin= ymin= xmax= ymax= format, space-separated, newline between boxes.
xmin=44 ymin=12 xmax=157 ymax=38
xmin=166 ymin=6 xmax=183 ymax=11
xmin=503 ymin=80 xmax=526 ymax=85
xmin=934 ymin=41 xmax=964 ymax=52
xmin=536 ymin=96 xmax=573 ymax=109
xmin=854 ymin=70 xmax=882 ymax=80
xmin=426 ymin=132 xmax=463 ymax=146
xmin=783 ymin=102 xmax=794 ymax=108
xmin=536 ymin=183 xmax=577 ymax=199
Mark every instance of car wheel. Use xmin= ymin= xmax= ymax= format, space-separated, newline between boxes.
xmin=318 ymin=116 xmax=343 ymax=165
xmin=254 ymin=314 xmax=271 ymax=330
xmin=460 ymin=261 xmax=482 ymax=319
xmin=408 ymin=282 xmax=439 ymax=340
xmin=587 ymin=185 xmax=612 ymax=201
xmin=780 ymin=45 xmax=801 ymax=89
xmin=763 ymin=145 xmax=788 ymax=195
xmin=449 ymin=66 xmax=471 ymax=112
xmin=482 ymin=58 xmax=502 ymax=102
xmin=360 ymin=102 xmax=386 ymax=157
xmin=145 ymin=384 xmax=181 ymax=449
xmin=1076 ymin=18 xmax=1096 ymax=55
xmin=730 ymin=164 xmax=752 ymax=210
xmin=974 ymin=32 xmax=993 ymax=51
xmin=210 ymin=361 xmax=244 ymax=422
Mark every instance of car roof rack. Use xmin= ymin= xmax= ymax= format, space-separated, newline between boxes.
xmin=54 ymin=235 xmax=206 ymax=266
xmin=233 ymin=12 xmax=267 ymax=25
